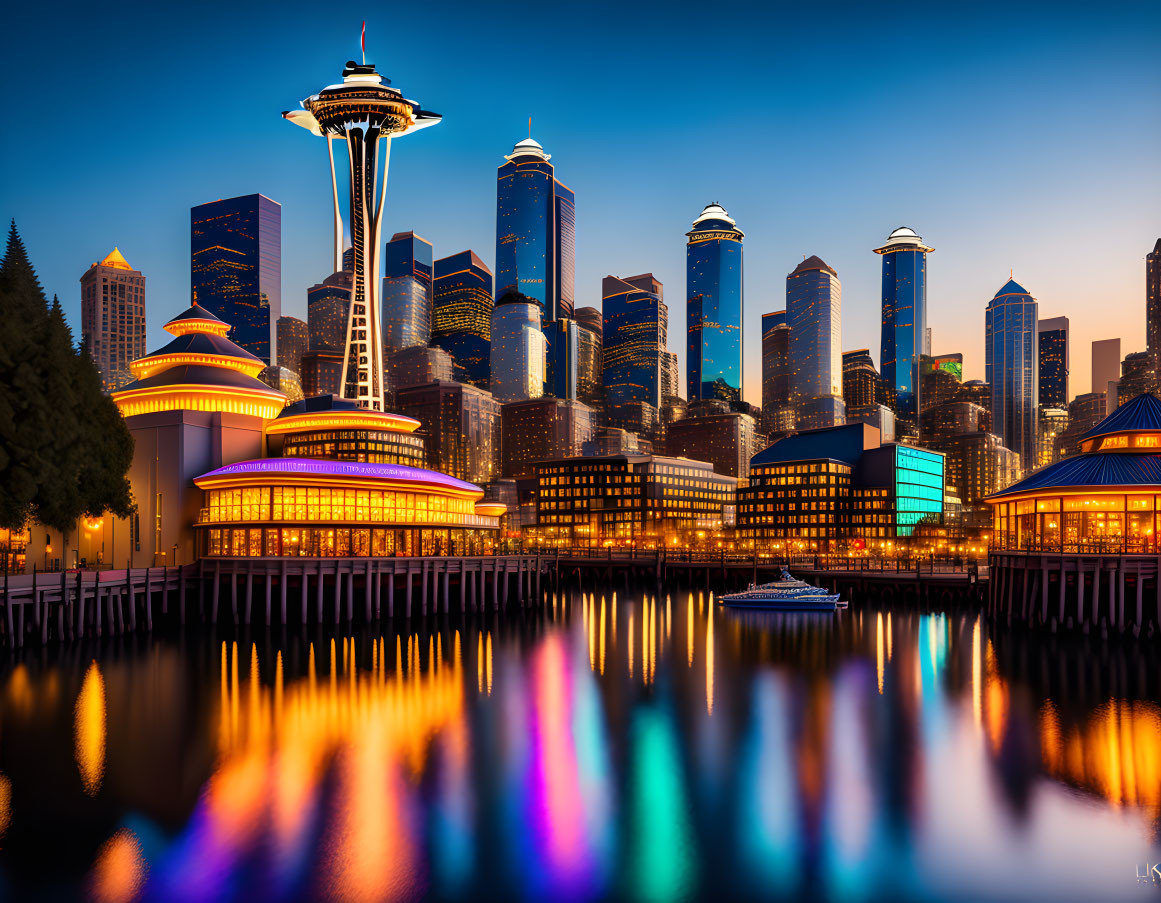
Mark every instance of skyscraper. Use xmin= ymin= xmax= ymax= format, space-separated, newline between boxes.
xmin=432 ymin=250 xmax=492 ymax=388
xmin=841 ymin=349 xmax=879 ymax=410
xmin=307 ymin=268 xmax=352 ymax=353
xmin=381 ymin=231 xmax=433 ymax=354
xmin=686 ymin=203 xmax=743 ymax=402
xmin=1091 ymin=338 xmax=1121 ymax=395
xmin=603 ymin=273 xmax=667 ymax=430
xmin=276 ymin=316 xmax=308 ymax=377
xmin=574 ymin=306 xmax=603 ymax=411
xmin=284 ymin=59 xmax=441 ymax=411
xmin=761 ymin=311 xmax=794 ymax=436
xmin=80 ymin=248 xmax=146 ymax=392
xmin=191 ymin=194 xmax=282 ymax=364
xmin=985 ymin=279 xmax=1038 ymax=470
xmin=1147 ymin=238 xmax=1161 ymax=365
xmin=1037 ymin=316 xmax=1069 ymax=410
xmin=490 ymin=294 xmax=546 ymax=403
xmin=875 ymin=226 xmax=933 ymax=424
xmin=495 ymin=137 xmax=574 ymax=321
xmin=787 ymin=256 xmax=845 ymax=429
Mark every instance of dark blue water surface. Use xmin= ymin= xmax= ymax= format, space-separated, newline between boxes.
xmin=0 ymin=589 xmax=1158 ymax=902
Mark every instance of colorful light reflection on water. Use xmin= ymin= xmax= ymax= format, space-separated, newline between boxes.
xmin=0 ymin=591 xmax=1158 ymax=902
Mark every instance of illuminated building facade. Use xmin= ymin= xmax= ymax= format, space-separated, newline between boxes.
xmin=500 ymin=397 xmax=595 ymax=479
xmin=259 ymin=365 xmax=304 ymax=404
xmin=307 ymin=269 xmax=352 ymax=353
xmin=686 ymin=203 xmax=743 ymax=402
xmin=737 ymin=423 xmax=945 ymax=549
xmin=190 ymin=194 xmax=281 ymax=364
xmin=265 ymin=395 xmax=425 ymax=466
xmin=930 ymin=430 xmax=1020 ymax=508
xmin=432 ymin=250 xmax=492 ymax=388
xmin=384 ymin=345 xmax=454 ymax=401
xmin=1038 ymin=406 xmax=1069 ymax=468
xmin=1038 ymin=317 xmax=1069 ymax=410
xmin=602 ymin=273 xmax=666 ymax=429
xmin=666 ymin=404 xmax=761 ymax=479
xmin=583 ymin=427 xmax=653 ymax=456
xmin=842 ymin=349 xmax=879 ymax=410
xmin=788 ymin=256 xmax=845 ymax=429
xmin=300 ymin=350 xmax=345 ymax=398
xmin=396 ymin=379 xmax=501 ymax=485
xmin=276 ymin=315 xmax=308 ymax=376
xmin=988 ymin=393 xmax=1161 ymax=553
xmin=1055 ymin=392 xmax=1107 ymax=460
xmin=532 ymin=455 xmax=736 ymax=548
xmin=761 ymin=311 xmax=794 ymax=436
xmin=1118 ymin=351 xmax=1156 ymax=408
xmin=576 ymin=323 xmax=602 ymax=411
xmin=985 ymin=279 xmax=1038 ymax=470
xmin=495 ymin=137 xmax=574 ymax=321
xmin=661 ymin=351 xmax=680 ymax=401
xmin=284 ymin=59 xmax=440 ymax=411
xmin=490 ymin=296 xmax=546 ymax=403
xmin=876 ymin=226 xmax=933 ymax=424
xmin=381 ymin=231 xmax=433 ymax=354
xmin=1148 ymin=239 xmax=1161 ymax=368
xmin=80 ymin=248 xmax=146 ymax=392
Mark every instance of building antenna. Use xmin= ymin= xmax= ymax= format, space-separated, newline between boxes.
xmin=528 ymin=116 xmax=532 ymax=139
xmin=361 ymin=21 xmax=366 ymax=65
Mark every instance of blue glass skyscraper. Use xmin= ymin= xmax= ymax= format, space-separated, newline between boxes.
xmin=433 ymin=250 xmax=492 ymax=388
xmin=875 ymin=226 xmax=933 ymax=425
xmin=191 ymin=193 xmax=282 ymax=364
xmin=381 ymin=231 xmax=433 ymax=354
xmin=686 ymin=203 xmax=743 ymax=402
xmin=602 ymin=273 xmax=667 ymax=428
xmin=787 ymin=256 xmax=845 ymax=429
xmin=986 ymin=279 xmax=1038 ymax=470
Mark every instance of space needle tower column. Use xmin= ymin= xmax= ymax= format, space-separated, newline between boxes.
xmin=284 ymin=58 xmax=440 ymax=411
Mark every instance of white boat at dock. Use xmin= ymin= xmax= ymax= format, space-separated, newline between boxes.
xmin=719 ymin=569 xmax=846 ymax=611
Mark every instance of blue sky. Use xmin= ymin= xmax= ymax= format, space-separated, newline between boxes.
xmin=2 ymin=0 xmax=1159 ymax=402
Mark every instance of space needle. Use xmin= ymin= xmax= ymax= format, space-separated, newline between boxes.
xmin=284 ymin=47 xmax=440 ymax=411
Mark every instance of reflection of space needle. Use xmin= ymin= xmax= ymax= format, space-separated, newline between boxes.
xmin=284 ymin=60 xmax=440 ymax=411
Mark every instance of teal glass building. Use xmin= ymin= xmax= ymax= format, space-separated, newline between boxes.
xmin=686 ymin=203 xmax=743 ymax=402
xmin=986 ymin=279 xmax=1039 ymax=470
xmin=190 ymin=193 xmax=282 ymax=364
xmin=875 ymin=226 xmax=933 ymax=424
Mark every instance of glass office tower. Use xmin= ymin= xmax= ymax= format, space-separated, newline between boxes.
xmin=490 ymin=296 xmax=546 ymax=403
xmin=495 ymin=137 xmax=574 ymax=321
xmin=433 ymin=250 xmax=493 ymax=388
xmin=686 ymin=203 xmax=743 ymax=402
xmin=1037 ymin=316 xmax=1069 ymax=410
xmin=787 ymin=256 xmax=845 ymax=429
xmin=761 ymin=310 xmax=794 ymax=435
xmin=191 ymin=194 xmax=282 ymax=364
xmin=1148 ymin=239 xmax=1161 ymax=369
xmin=985 ymin=279 xmax=1038 ymax=471
xmin=602 ymin=273 xmax=666 ymax=428
xmin=381 ymin=231 xmax=433 ymax=354
xmin=875 ymin=226 xmax=933 ymax=424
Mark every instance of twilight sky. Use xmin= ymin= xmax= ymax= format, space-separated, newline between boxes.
xmin=2 ymin=0 xmax=1159 ymax=404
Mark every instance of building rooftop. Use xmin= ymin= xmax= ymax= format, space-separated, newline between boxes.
xmin=506 ymin=137 xmax=550 ymax=161
xmin=873 ymin=226 xmax=934 ymax=254
xmin=790 ymin=255 xmax=837 ymax=277
xmin=993 ymin=278 xmax=1031 ymax=298
xmin=92 ymin=247 xmax=134 ymax=271
xmin=194 ymin=457 xmax=483 ymax=496
xmin=751 ymin=422 xmax=881 ymax=468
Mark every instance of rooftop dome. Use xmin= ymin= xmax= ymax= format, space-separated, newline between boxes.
xmin=1081 ymin=392 xmax=1161 ymax=442
xmin=93 ymin=247 xmax=134 ymax=271
xmin=790 ymin=255 xmax=837 ymax=277
xmin=993 ymin=278 xmax=1031 ymax=297
xmin=267 ymin=394 xmax=421 ymax=436
xmin=874 ymin=226 xmax=933 ymax=254
xmin=692 ymin=203 xmax=736 ymax=227
xmin=506 ymin=137 xmax=550 ymax=161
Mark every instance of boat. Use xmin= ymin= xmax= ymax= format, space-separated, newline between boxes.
xmin=718 ymin=569 xmax=846 ymax=611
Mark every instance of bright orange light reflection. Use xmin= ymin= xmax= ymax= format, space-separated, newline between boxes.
xmin=88 ymin=828 xmax=147 ymax=903
xmin=75 ymin=661 xmax=106 ymax=797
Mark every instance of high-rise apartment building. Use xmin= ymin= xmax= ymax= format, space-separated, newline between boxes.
xmin=490 ymin=294 xmax=546 ymax=403
xmin=1037 ymin=317 xmax=1069 ymax=410
xmin=667 ymin=406 xmax=761 ymax=479
xmin=1147 ymin=239 xmax=1161 ymax=366
xmin=875 ymin=226 xmax=933 ymax=424
xmin=1091 ymin=338 xmax=1121 ymax=395
xmin=191 ymin=194 xmax=281 ymax=364
xmin=299 ymin=351 xmax=345 ymax=398
xmin=842 ymin=349 xmax=879 ymax=410
xmin=307 ymin=269 xmax=352 ymax=354
xmin=276 ymin=316 xmax=308 ymax=377
xmin=787 ymin=256 xmax=845 ymax=430
xmin=686 ymin=204 xmax=743 ymax=402
xmin=80 ymin=248 xmax=146 ymax=392
xmin=500 ymin=397 xmax=594 ymax=479
xmin=602 ymin=273 xmax=667 ymax=429
xmin=761 ymin=311 xmax=794 ymax=436
xmin=1118 ymin=351 xmax=1156 ymax=407
xmin=432 ymin=250 xmax=492 ymax=388
xmin=985 ymin=279 xmax=1038 ymax=469
xmin=396 ymin=380 xmax=501 ymax=485
xmin=381 ymin=231 xmax=433 ymax=354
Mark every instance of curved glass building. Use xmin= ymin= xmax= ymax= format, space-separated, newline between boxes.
xmin=787 ymin=256 xmax=845 ymax=429
xmin=686 ymin=203 xmax=743 ymax=402
xmin=985 ymin=278 xmax=1038 ymax=471
xmin=490 ymin=297 xmax=546 ymax=403
xmin=875 ymin=226 xmax=933 ymax=424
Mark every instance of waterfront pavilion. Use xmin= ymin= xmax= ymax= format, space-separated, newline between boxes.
xmin=988 ymin=394 xmax=1161 ymax=553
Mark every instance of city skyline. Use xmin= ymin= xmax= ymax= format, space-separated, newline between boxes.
xmin=4 ymin=1 xmax=1160 ymax=403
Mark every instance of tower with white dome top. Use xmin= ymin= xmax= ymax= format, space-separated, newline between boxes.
xmin=686 ymin=203 xmax=744 ymax=402
xmin=875 ymin=226 xmax=934 ymax=428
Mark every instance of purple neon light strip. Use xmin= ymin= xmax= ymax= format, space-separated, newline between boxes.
xmin=196 ymin=458 xmax=481 ymax=494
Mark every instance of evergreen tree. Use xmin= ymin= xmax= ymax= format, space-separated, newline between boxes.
xmin=0 ymin=222 xmax=51 ymax=530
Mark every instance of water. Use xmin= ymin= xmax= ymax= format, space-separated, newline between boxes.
xmin=0 ymin=588 xmax=1158 ymax=902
